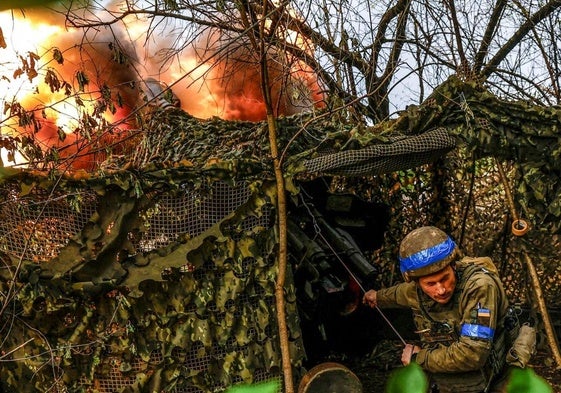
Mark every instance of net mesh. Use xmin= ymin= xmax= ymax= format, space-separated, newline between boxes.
xmin=0 ymin=186 xmax=98 ymax=263
xmin=303 ymin=127 xmax=455 ymax=177
xmin=0 ymin=182 xmax=255 ymax=263
xmin=0 ymin=179 xmax=289 ymax=392
xmin=2 ymin=76 xmax=561 ymax=391
xmin=1 ymin=139 xmax=560 ymax=392
xmin=137 ymin=182 xmax=254 ymax=252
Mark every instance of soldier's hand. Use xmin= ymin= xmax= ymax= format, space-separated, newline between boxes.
xmin=401 ymin=343 xmax=421 ymax=366
xmin=362 ymin=290 xmax=377 ymax=308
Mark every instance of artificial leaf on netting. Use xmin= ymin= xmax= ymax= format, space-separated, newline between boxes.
xmin=384 ymin=363 xmax=429 ymax=393
xmin=225 ymin=379 xmax=280 ymax=393
xmin=506 ymin=367 xmax=552 ymax=393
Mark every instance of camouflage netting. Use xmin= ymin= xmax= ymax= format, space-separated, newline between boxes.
xmin=0 ymin=177 xmax=304 ymax=392
xmin=1 ymin=75 xmax=561 ymax=392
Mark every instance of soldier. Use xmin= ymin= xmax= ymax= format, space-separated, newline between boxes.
xmin=363 ymin=226 xmax=514 ymax=393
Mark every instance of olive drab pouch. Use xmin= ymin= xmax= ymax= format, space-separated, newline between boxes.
xmin=506 ymin=323 xmax=537 ymax=368
xmin=429 ymin=369 xmax=490 ymax=393
xmin=415 ymin=321 xmax=457 ymax=346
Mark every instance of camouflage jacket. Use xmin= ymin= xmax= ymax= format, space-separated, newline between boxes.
xmin=377 ymin=257 xmax=510 ymax=374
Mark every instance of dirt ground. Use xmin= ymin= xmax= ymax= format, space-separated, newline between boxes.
xmin=324 ymin=342 xmax=561 ymax=393
xmin=527 ymin=352 xmax=561 ymax=393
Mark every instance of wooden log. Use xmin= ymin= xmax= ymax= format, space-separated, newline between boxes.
xmin=298 ymin=362 xmax=363 ymax=393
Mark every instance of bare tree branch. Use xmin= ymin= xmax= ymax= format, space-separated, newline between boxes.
xmin=481 ymin=0 xmax=561 ymax=79
xmin=473 ymin=0 xmax=507 ymax=73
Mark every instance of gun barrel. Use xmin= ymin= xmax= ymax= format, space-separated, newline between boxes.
xmin=314 ymin=214 xmax=378 ymax=286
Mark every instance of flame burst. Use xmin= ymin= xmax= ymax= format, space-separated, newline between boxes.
xmin=0 ymin=4 xmax=325 ymax=170
xmin=1 ymin=9 xmax=140 ymax=169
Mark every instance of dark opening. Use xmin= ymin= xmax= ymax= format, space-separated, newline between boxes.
xmin=287 ymin=178 xmax=415 ymax=367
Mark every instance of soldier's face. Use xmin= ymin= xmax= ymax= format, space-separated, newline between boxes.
xmin=417 ymin=265 xmax=457 ymax=304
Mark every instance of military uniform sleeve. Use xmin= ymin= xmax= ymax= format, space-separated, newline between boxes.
xmin=416 ymin=272 xmax=500 ymax=373
xmin=376 ymin=281 xmax=418 ymax=309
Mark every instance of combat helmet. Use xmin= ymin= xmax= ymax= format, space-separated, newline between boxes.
xmin=399 ymin=226 xmax=458 ymax=282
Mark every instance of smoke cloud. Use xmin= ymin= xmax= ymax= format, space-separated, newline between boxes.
xmin=1 ymin=2 xmax=325 ymax=169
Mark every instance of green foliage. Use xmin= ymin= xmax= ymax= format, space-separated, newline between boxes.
xmin=507 ymin=368 xmax=553 ymax=393
xmin=0 ymin=0 xmax=68 ymax=10
xmin=385 ymin=363 xmax=429 ymax=393
xmin=0 ymin=166 xmax=20 ymax=181
xmin=224 ymin=379 xmax=280 ymax=393
xmin=384 ymin=365 xmax=553 ymax=393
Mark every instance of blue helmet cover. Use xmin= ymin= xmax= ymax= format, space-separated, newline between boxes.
xmin=399 ymin=236 xmax=456 ymax=273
